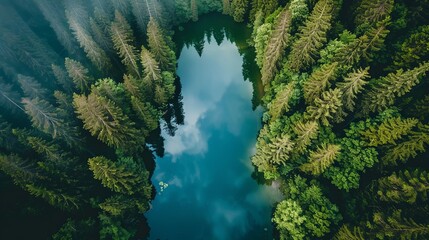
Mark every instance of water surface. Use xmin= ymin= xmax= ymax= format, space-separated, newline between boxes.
xmin=146 ymin=14 xmax=281 ymax=240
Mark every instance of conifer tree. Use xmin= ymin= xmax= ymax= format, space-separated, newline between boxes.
xmin=334 ymin=225 xmax=365 ymax=240
xmin=88 ymin=156 xmax=150 ymax=195
xmin=17 ymin=74 xmax=47 ymax=100
xmin=355 ymin=0 xmax=393 ymax=30
xmin=0 ymin=81 xmax=24 ymax=112
xmin=288 ymin=0 xmax=333 ymax=72
xmin=272 ymin=200 xmax=307 ymax=240
xmin=361 ymin=117 xmax=419 ymax=147
xmin=110 ymin=11 xmax=140 ymax=78
xmin=305 ymin=88 xmax=343 ymax=126
xmin=260 ymin=7 xmax=292 ymax=86
xmin=73 ymin=93 xmax=143 ymax=151
xmin=361 ymin=62 xmax=429 ymax=115
xmin=231 ymin=0 xmax=249 ymax=22
xmin=66 ymin=10 xmax=111 ymax=72
xmin=90 ymin=17 xmax=113 ymax=54
xmin=300 ymin=143 xmax=341 ymax=175
xmin=249 ymin=0 xmax=278 ymax=22
xmin=131 ymin=96 xmax=159 ymax=132
xmin=292 ymin=120 xmax=319 ymax=154
xmin=26 ymin=184 xmax=79 ymax=210
xmin=337 ymin=67 xmax=369 ymax=112
xmin=376 ymin=170 xmax=429 ymax=204
xmin=22 ymin=97 xmax=79 ymax=145
xmin=223 ymin=0 xmax=231 ymax=15
xmin=52 ymin=64 xmax=73 ymax=93
xmin=0 ymin=154 xmax=35 ymax=186
xmin=269 ymin=82 xmax=294 ymax=121
xmin=382 ymin=124 xmax=429 ymax=165
xmin=303 ymin=62 xmax=338 ymax=103
xmin=130 ymin=0 xmax=150 ymax=33
xmin=147 ymin=18 xmax=176 ymax=72
xmin=140 ymin=46 xmax=162 ymax=99
xmin=64 ymin=58 xmax=95 ymax=93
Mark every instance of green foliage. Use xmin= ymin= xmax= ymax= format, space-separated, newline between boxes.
xmin=288 ymin=0 xmax=333 ymax=72
xmin=394 ymin=25 xmax=429 ymax=69
xmin=73 ymin=92 xmax=143 ymax=151
xmin=191 ymin=0 xmax=198 ymax=21
xmin=110 ymin=11 xmax=140 ymax=77
xmin=376 ymin=169 xmax=429 ymax=204
xmin=17 ymin=74 xmax=47 ymax=99
xmin=65 ymin=58 xmax=94 ymax=93
xmin=273 ymin=200 xmax=306 ymax=240
xmin=231 ymin=0 xmax=249 ymax=22
xmin=334 ymin=225 xmax=365 ymax=240
xmin=305 ymin=88 xmax=343 ymax=126
xmin=88 ymin=156 xmax=151 ymax=195
xmin=261 ymin=7 xmax=292 ymax=86
xmin=99 ymin=214 xmax=134 ymax=240
xmin=0 ymin=154 xmax=35 ymax=186
xmin=300 ymin=143 xmax=341 ymax=176
xmin=303 ymin=62 xmax=338 ymax=103
xmin=268 ymin=82 xmax=294 ymax=121
xmin=292 ymin=120 xmax=319 ymax=154
xmin=147 ymin=19 xmax=176 ymax=72
xmin=361 ymin=117 xmax=419 ymax=147
xmin=324 ymin=137 xmax=378 ymax=191
xmin=355 ymin=0 xmax=393 ymax=32
xmin=361 ymin=62 xmax=429 ymax=115
xmin=26 ymin=184 xmax=79 ymax=210
xmin=337 ymin=67 xmax=369 ymax=112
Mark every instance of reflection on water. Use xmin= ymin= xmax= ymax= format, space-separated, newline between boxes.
xmin=146 ymin=15 xmax=282 ymax=240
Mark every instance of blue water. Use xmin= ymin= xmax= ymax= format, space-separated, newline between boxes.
xmin=145 ymin=30 xmax=281 ymax=240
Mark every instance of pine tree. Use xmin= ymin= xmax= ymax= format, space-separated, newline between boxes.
xmin=88 ymin=156 xmax=150 ymax=195
xmin=89 ymin=17 xmax=113 ymax=54
xmin=222 ymin=0 xmax=231 ymax=15
xmin=303 ymin=62 xmax=338 ymax=103
xmin=131 ymin=96 xmax=159 ymax=132
xmin=52 ymin=64 xmax=73 ymax=93
xmin=288 ymin=0 xmax=333 ymax=72
xmin=334 ymin=225 xmax=365 ymax=240
xmin=269 ymin=82 xmax=294 ymax=121
xmin=292 ymin=120 xmax=319 ymax=154
xmin=382 ymin=124 xmax=429 ymax=165
xmin=231 ymin=0 xmax=249 ymax=22
xmin=361 ymin=62 xmax=429 ymax=115
xmin=305 ymin=88 xmax=343 ymax=126
xmin=17 ymin=74 xmax=47 ymax=100
xmin=147 ymin=18 xmax=176 ymax=72
xmin=300 ymin=143 xmax=340 ymax=175
xmin=191 ymin=0 xmax=198 ymax=22
xmin=110 ymin=11 xmax=140 ymax=78
xmin=22 ymin=97 xmax=79 ymax=145
xmin=249 ymin=0 xmax=278 ymax=22
xmin=337 ymin=67 xmax=370 ymax=112
xmin=26 ymin=184 xmax=79 ymax=210
xmin=260 ymin=7 xmax=292 ymax=86
xmin=376 ymin=169 xmax=429 ymax=204
xmin=130 ymin=0 xmax=150 ymax=33
xmin=371 ymin=210 xmax=429 ymax=239
xmin=140 ymin=46 xmax=162 ymax=100
xmin=0 ymin=154 xmax=35 ymax=186
xmin=355 ymin=0 xmax=393 ymax=30
xmin=0 ymin=81 xmax=24 ymax=112
xmin=66 ymin=10 xmax=111 ymax=72
xmin=361 ymin=117 xmax=419 ymax=147
xmin=73 ymin=92 xmax=143 ymax=150
xmin=64 ymin=58 xmax=94 ymax=93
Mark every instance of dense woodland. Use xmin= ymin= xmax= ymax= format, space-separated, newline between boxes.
xmin=0 ymin=0 xmax=428 ymax=239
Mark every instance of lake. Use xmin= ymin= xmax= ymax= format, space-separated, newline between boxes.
xmin=145 ymin=14 xmax=282 ymax=240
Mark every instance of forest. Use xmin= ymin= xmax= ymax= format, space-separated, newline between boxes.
xmin=0 ymin=0 xmax=428 ymax=239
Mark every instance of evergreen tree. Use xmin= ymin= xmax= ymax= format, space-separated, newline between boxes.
xmin=268 ymin=82 xmax=294 ymax=121
xmin=231 ymin=0 xmax=249 ymax=22
xmin=26 ymin=184 xmax=79 ymax=210
xmin=361 ymin=117 xmax=419 ymax=147
xmin=361 ymin=62 xmax=429 ymax=115
xmin=305 ymin=88 xmax=343 ymax=126
xmin=0 ymin=81 xmax=24 ymax=112
xmin=382 ymin=124 xmax=429 ymax=165
xmin=73 ymin=92 xmax=143 ymax=151
xmin=147 ymin=18 xmax=176 ymax=72
xmin=334 ymin=225 xmax=365 ymax=240
xmin=52 ymin=64 xmax=73 ymax=93
xmin=300 ymin=143 xmax=341 ymax=175
xmin=222 ymin=0 xmax=231 ymax=15
xmin=64 ymin=58 xmax=95 ymax=93
xmin=261 ymin=7 xmax=292 ymax=86
xmin=273 ymin=200 xmax=307 ymax=240
xmin=110 ymin=11 xmax=140 ymax=78
xmin=355 ymin=0 xmax=393 ymax=31
xmin=17 ymin=74 xmax=47 ymax=100
xmin=303 ymin=62 xmax=338 ymax=103
xmin=337 ymin=67 xmax=370 ymax=112
xmin=288 ymin=0 xmax=333 ymax=72
xmin=88 ymin=156 xmax=150 ymax=195
xmin=292 ymin=120 xmax=319 ymax=154
xmin=376 ymin=169 xmax=429 ymax=204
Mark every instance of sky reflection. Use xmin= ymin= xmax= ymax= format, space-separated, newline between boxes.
xmin=146 ymin=36 xmax=282 ymax=240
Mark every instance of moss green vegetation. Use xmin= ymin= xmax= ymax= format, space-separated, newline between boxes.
xmin=0 ymin=0 xmax=428 ymax=239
